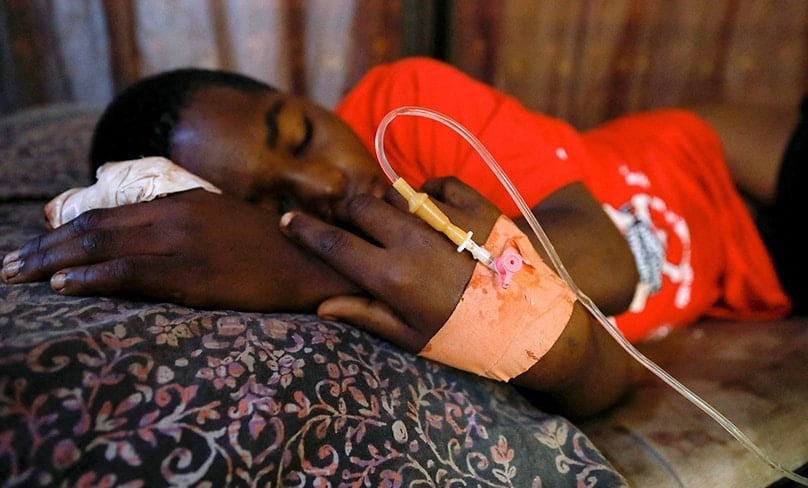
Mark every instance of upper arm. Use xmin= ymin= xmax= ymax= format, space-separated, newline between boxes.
xmin=513 ymin=181 xmax=638 ymax=316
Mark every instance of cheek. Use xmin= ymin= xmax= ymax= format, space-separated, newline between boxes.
xmin=172 ymin=123 xmax=268 ymax=189
xmin=174 ymin=149 xmax=267 ymax=200
xmin=171 ymin=152 xmax=254 ymax=200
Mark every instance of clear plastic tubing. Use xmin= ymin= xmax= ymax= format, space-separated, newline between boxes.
xmin=374 ymin=105 xmax=808 ymax=486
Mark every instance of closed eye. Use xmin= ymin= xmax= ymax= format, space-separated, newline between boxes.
xmin=265 ymin=100 xmax=283 ymax=149
xmin=291 ymin=116 xmax=313 ymax=157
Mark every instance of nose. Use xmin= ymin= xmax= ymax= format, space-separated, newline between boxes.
xmin=287 ymin=164 xmax=348 ymax=202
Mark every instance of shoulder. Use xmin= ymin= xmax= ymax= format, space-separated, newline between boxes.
xmin=586 ymin=108 xmax=716 ymax=141
xmin=380 ymin=57 xmax=467 ymax=78
xmin=350 ymin=57 xmax=493 ymax=102
xmin=335 ymin=57 xmax=504 ymax=133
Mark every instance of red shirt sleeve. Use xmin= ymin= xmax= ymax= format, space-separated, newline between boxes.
xmin=335 ymin=57 xmax=585 ymax=216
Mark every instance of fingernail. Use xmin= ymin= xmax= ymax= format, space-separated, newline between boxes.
xmin=51 ymin=272 xmax=66 ymax=292
xmin=3 ymin=250 xmax=20 ymax=266
xmin=279 ymin=211 xmax=297 ymax=228
xmin=1 ymin=254 xmax=22 ymax=281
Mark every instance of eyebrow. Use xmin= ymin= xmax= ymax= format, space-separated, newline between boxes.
xmin=264 ymin=99 xmax=284 ymax=149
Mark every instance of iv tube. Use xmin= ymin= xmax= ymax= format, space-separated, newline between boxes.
xmin=374 ymin=106 xmax=808 ymax=486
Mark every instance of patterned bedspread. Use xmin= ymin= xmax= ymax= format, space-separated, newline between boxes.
xmin=0 ymin=275 xmax=625 ymax=486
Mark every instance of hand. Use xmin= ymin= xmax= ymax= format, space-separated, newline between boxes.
xmin=2 ymin=189 xmax=361 ymax=311
xmin=280 ymin=176 xmax=502 ymax=352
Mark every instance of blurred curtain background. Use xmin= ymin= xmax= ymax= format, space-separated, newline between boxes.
xmin=1 ymin=0 xmax=805 ymax=129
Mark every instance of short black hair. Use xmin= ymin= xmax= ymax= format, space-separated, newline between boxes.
xmin=89 ymin=68 xmax=274 ymax=174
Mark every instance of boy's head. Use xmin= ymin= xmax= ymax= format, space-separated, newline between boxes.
xmin=91 ymin=68 xmax=386 ymax=218
xmin=90 ymin=69 xmax=270 ymax=171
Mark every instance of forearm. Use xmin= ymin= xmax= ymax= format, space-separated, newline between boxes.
xmin=513 ymin=303 xmax=638 ymax=417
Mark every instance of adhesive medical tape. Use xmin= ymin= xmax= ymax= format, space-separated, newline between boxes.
xmin=418 ymin=215 xmax=576 ymax=382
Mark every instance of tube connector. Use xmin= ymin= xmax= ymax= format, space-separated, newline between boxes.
xmin=392 ymin=177 xmax=494 ymax=268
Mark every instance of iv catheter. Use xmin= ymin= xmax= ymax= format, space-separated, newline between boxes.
xmin=384 ymin=177 xmax=496 ymax=269
xmin=374 ymin=106 xmax=808 ymax=486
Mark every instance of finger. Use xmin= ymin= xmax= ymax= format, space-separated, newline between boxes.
xmin=279 ymin=210 xmax=388 ymax=286
xmin=386 ymin=176 xmax=495 ymax=228
xmin=48 ymin=255 xmax=183 ymax=300
xmin=345 ymin=192 xmax=476 ymax=270
xmin=4 ymin=219 xmax=169 ymax=284
xmin=4 ymin=202 xmax=161 ymax=282
xmin=383 ymin=179 xmax=457 ymax=215
xmin=382 ymin=185 xmax=408 ymax=211
xmin=420 ymin=176 xmax=477 ymax=206
xmin=13 ymin=189 xmax=210 ymax=266
xmin=342 ymin=193 xmax=439 ymax=248
xmin=382 ymin=178 xmax=463 ymax=204
xmin=317 ymin=296 xmax=425 ymax=352
xmin=421 ymin=176 xmax=502 ymax=215
xmin=23 ymin=203 xmax=153 ymax=255
xmin=419 ymin=176 xmax=501 ymax=237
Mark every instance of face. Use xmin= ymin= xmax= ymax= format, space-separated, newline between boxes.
xmin=169 ymin=86 xmax=387 ymax=219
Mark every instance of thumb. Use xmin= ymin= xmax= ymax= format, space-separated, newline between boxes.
xmin=317 ymin=296 xmax=425 ymax=352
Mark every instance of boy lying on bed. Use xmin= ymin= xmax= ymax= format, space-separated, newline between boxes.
xmin=2 ymin=57 xmax=802 ymax=417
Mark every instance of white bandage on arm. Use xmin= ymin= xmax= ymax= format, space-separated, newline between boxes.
xmin=45 ymin=157 xmax=221 ymax=228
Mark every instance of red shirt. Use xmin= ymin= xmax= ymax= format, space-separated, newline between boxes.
xmin=335 ymin=57 xmax=791 ymax=342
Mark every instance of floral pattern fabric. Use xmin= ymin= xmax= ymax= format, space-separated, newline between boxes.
xmin=0 ymin=277 xmax=626 ymax=487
